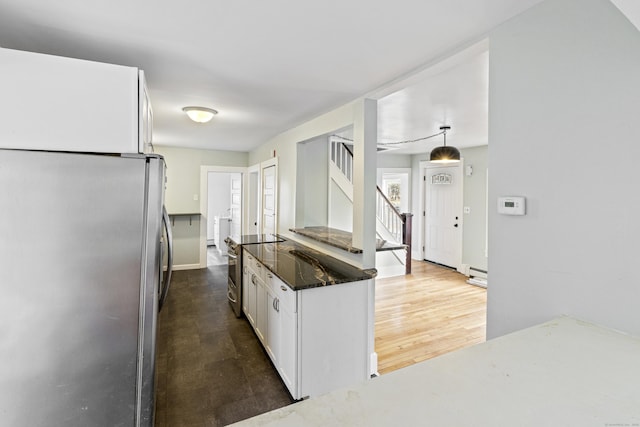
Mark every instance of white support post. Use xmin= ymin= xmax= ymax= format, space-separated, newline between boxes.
xmin=352 ymin=98 xmax=377 ymax=269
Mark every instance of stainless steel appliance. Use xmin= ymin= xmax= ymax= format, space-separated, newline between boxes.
xmin=226 ymin=238 xmax=242 ymax=317
xmin=224 ymin=234 xmax=285 ymax=317
xmin=0 ymin=149 xmax=173 ymax=427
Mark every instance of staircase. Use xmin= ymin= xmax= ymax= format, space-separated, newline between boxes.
xmin=329 ymin=138 xmax=412 ymax=275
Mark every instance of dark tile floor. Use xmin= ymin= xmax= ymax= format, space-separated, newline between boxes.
xmin=155 ymin=265 xmax=294 ymax=427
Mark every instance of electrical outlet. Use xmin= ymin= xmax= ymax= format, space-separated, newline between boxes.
xmin=464 ymin=206 xmax=471 ymax=214
xmin=193 ymin=194 xmax=199 ymax=201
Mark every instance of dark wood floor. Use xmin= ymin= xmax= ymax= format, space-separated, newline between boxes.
xmin=154 ymin=266 xmax=294 ymax=427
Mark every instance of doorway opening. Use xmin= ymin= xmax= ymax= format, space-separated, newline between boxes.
xmin=199 ymin=166 xmax=244 ymax=268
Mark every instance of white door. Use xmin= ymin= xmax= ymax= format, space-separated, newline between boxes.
xmin=262 ymin=163 xmax=277 ymax=235
xmin=229 ymin=173 xmax=242 ymax=237
xmin=424 ymin=165 xmax=462 ymax=269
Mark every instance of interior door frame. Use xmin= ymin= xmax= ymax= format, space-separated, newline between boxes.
xmin=420 ymin=159 xmax=464 ymax=272
xmin=247 ymin=163 xmax=260 ymax=235
xmin=259 ymin=157 xmax=278 ymax=235
xmin=199 ymin=165 xmax=246 ymax=268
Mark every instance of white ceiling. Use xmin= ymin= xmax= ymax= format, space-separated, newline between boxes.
xmin=0 ymin=0 xmax=546 ymax=153
xmin=376 ymin=44 xmax=489 ymax=155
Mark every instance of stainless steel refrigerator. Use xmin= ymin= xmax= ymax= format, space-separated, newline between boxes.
xmin=0 ymin=149 xmax=173 ymax=426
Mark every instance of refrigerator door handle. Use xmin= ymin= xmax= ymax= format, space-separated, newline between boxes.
xmin=159 ymin=206 xmax=173 ymax=311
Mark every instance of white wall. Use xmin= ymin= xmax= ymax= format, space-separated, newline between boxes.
xmin=156 ymin=145 xmax=248 ymax=214
xmin=296 ymin=136 xmax=329 ymax=227
xmin=461 ymin=146 xmax=488 ymax=272
xmin=377 ymin=153 xmax=412 ymax=169
xmin=249 ymin=100 xmax=378 ymax=269
xmin=249 ymin=102 xmax=355 ymax=242
xmin=155 ymin=145 xmax=248 ymax=267
xmin=488 ymin=0 xmax=640 ymax=338
xmin=329 ymin=180 xmax=353 ymax=231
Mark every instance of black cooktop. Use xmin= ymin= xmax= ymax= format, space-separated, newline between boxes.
xmin=227 ymin=234 xmax=285 ymax=246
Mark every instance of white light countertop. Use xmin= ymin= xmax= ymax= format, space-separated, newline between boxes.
xmin=229 ymin=316 xmax=640 ymax=427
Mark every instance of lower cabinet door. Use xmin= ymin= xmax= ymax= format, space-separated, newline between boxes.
xmin=255 ymin=277 xmax=268 ymax=344
xmin=246 ymin=273 xmax=257 ymax=327
xmin=266 ymin=289 xmax=280 ymax=364
xmin=279 ymin=304 xmax=298 ymax=398
xmin=242 ymin=266 xmax=249 ymax=316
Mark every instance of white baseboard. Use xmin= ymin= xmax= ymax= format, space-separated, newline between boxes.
xmin=171 ymin=263 xmax=202 ymax=271
xmin=470 ymin=268 xmax=488 ymax=279
xmin=375 ymin=264 xmax=406 ymax=279
xmin=370 ymin=351 xmax=378 ymax=377
xmin=467 ymin=277 xmax=488 ymax=288
xmin=459 ymin=263 xmax=471 ymax=275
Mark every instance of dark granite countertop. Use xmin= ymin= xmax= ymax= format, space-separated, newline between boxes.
xmin=226 ymin=233 xmax=285 ymax=246
xmin=289 ymin=226 xmax=406 ymax=253
xmin=242 ymin=240 xmax=377 ymax=291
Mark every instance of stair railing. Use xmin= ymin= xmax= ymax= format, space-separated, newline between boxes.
xmin=330 ymin=139 xmax=353 ymax=182
xmin=376 ymin=185 xmax=403 ymax=243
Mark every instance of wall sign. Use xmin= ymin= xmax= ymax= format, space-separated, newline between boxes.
xmin=431 ymin=173 xmax=452 ymax=185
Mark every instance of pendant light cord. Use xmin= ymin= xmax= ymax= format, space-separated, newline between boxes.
xmin=331 ymin=128 xmax=448 ymax=146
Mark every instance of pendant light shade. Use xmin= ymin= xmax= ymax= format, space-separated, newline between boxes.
xmin=182 ymin=106 xmax=218 ymax=123
xmin=430 ymin=126 xmax=460 ymax=163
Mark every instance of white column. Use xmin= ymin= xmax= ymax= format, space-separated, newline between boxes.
xmin=352 ymin=98 xmax=377 ymax=269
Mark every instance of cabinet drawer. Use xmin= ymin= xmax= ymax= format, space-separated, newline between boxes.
xmin=243 ymin=252 xmax=253 ymax=270
xmin=244 ymin=253 xmax=265 ymax=279
xmin=265 ymin=272 xmax=296 ymax=313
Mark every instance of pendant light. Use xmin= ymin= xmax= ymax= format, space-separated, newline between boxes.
xmin=182 ymin=106 xmax=218 ymax=123
xmin=430 ymin=125 xmax=460 ymax=163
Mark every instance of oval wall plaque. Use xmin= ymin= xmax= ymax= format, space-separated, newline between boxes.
xmin=431 ymin=173 xmax=452 ymax=184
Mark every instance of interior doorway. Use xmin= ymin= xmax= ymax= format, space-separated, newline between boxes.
xmin=205 ymin=171 xmax=242 ymax=266
xmin=199 ymin=166 xmax=245 ymax=268
xmin=377 ymin=168 xmax=411 ymax=213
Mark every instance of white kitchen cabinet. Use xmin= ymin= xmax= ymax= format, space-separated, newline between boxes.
xmin=296 ymin=280 xmax=371 ymax=399
xmin=265 ymin=272 xmax=298 ymax=395
xmin=138 ymin=70 xmax=154 ymax=154
xmin=265 ymin=283 xmax=280 ymax=363
xmin=254 ymin=274 xmax=267 ymax=345
xmin=243 ymin=252 xmax=257 ymax=327
xmin=242 ymin=261 xmax=250 ymax=321
xmin=0 ymin=47 xmax=150 ymax=154
xmin=243 ymin=254 xmax=372 ymax=400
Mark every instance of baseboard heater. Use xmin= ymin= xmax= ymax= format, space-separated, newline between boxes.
xmin=467 ymin=267 xmax=488 ymax=288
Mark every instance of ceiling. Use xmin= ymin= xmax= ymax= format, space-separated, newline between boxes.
xmin=0 ymin=0 xmax=548 ymax=153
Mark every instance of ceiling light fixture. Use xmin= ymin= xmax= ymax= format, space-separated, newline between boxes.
xmin=182 ymin=106 xmax=218 ymax=123
xmin=430 ymin=126 xmax=460 ymax=163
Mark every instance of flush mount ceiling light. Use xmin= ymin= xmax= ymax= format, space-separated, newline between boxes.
xmin=182 ymin=106 xmax=218 ymax=123
xmin=430 ymin=126 xmax=460 ymax=163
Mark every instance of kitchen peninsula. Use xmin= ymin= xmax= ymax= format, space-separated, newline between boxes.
xmin=239 ymin=237 xmax=377 ymax=400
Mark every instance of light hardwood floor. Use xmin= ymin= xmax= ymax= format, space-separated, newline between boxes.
xmin=375 ymin=260 xmax=487 ymax=374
